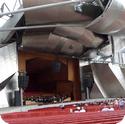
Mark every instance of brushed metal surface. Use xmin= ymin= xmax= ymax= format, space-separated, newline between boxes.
xmin=49 ymin=33 xmax=83 ymax=55
xmin=0 ymin=0 xmax=23 ymax=44
xmin=109 ymin=63 xmax=125 ymax=91
xmin=23 ymin=0 xmax=125 ymax=34
xmin=111 ymin=29 xmax=125 ymax=64
xmin=0 ymin=43 xmax=18 ymax=84
xmin=0 ymin=43 xmax=18 ymax=108
xmin=0 ymin=73 xmax=18 ymax=108
xmin=54 ymin=27 xmax=103 ymax=47
xmin=87 ymin=0 xmax=125 ymax=34
xmin=22 ymin=33 xmax=83 ymax=56
xmin=91 ymin=63 xmax=125 ymax=97
xmin=23 ymin=0 xmax=91 ymax=25
xmin=90 ymin=83 xmax=103 ymax=99
xmin=0 ymin=12 xmax=23 ymax=43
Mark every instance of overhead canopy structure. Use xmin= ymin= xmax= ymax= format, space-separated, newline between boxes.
xmin=21 ymin=0 xmax=105 ymax=57
xmin=1 ymin=0 xmax=125 ymax=58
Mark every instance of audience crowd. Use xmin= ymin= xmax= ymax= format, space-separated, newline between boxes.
xmin=23 ymin=95 xmax=125 ymax=113
xmin=23 ymin=95 xmax=70 ymax=105
xmin=69 ymin=98 xmax=125 ymax=113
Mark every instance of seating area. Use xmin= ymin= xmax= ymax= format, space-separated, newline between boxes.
xmin=1 ymin=104 xmax=125 ymax=124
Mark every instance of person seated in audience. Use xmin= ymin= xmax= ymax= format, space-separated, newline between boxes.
xmin=114 ymin=98 xmax=119 ymax=110
xmin=74 ymin=106 xmax=81 ymax=113
xmin=101 ymin=104 xmax=114 ymax=112
xmin=71 ymin=105 xmax=86 ymax=113
xmin=70 ymin=108 xmax=73 ymax=113
xmin=101 ymin=105 xmax=109 ymax=112
xmin=108 ymin=105 xmax=115 ymax=111
xmin=118 ymin=98 xmax=125 ymax=110
xmin=80 ymin=107 xmax=86 ymax=112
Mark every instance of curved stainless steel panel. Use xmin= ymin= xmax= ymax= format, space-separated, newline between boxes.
xmin=91 ymin=63 xmax=125 ymax=97
xmin=0 ymin=12 xmax=23 ymax=43
xmin=23 ymin=0 xmax=91 ymax=25
xmin=49 ymin=33 xmax=83 ymax=55
xmin=87 ymin=0 xmax=125 ymax=34
xmin=22 ymin=33 xmax=83 ymax=56
xmin=0 ymin=43 xmax=18 ymax=84
xmin=54 ymin=27 xmax=103 ymax=47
